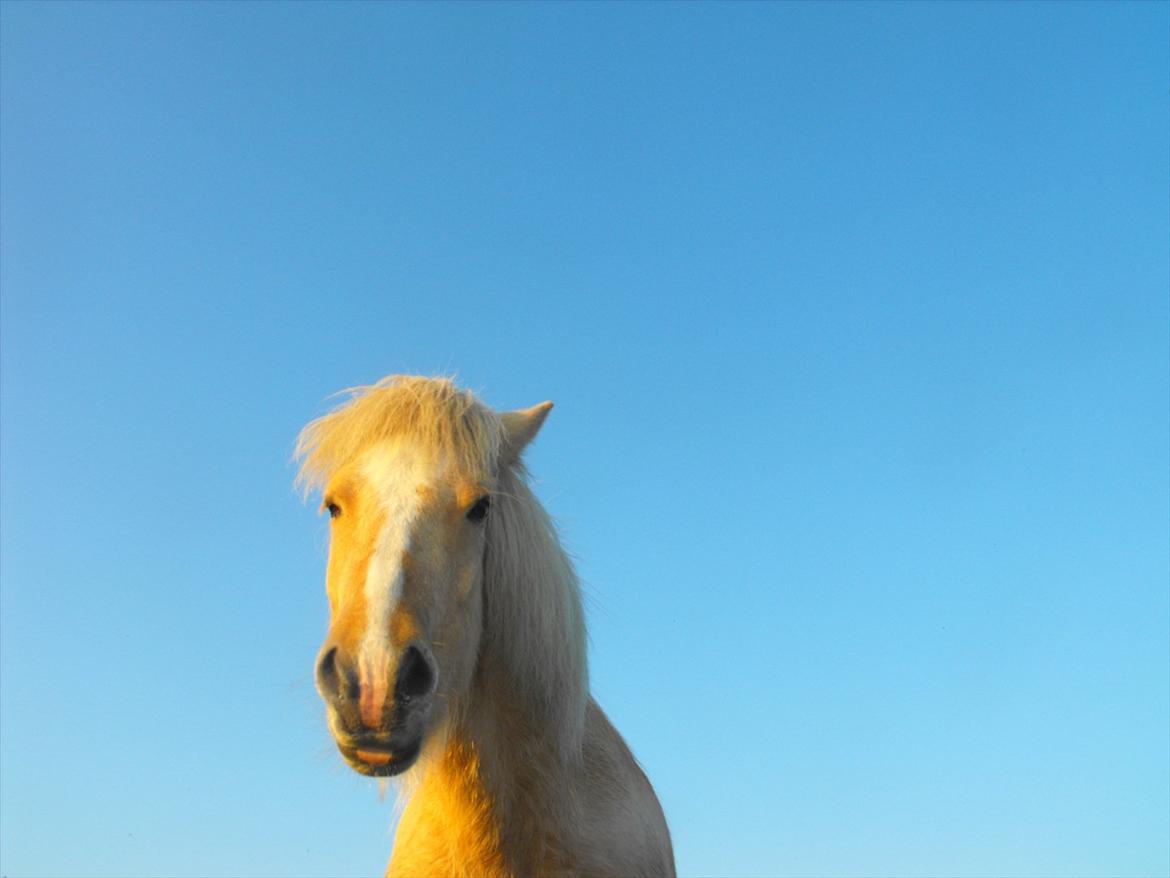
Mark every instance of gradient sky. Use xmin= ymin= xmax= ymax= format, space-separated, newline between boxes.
xmin=1 ymin=3 xmax=1167 ymax=877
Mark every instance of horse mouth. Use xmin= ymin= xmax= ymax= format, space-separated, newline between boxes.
xmin=339 ymin=736 xmax=423 ymax=777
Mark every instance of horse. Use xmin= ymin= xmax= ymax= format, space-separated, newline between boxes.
xmin=295 ymin=375 xmax=675 ymax=877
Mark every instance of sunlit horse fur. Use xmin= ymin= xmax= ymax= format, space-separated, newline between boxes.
xmin=296 ymin=376 xmax=674 ymax=877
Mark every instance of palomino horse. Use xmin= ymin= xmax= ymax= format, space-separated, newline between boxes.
xmin=296 ymin=376 xmax=674 ymax=877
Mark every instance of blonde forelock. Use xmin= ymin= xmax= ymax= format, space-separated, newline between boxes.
xmin=294 ymin=375 xmax=502 ymax=495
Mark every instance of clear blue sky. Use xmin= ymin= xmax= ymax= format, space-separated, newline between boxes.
xmin=1 ymin=3 xmax=1167 ymax=876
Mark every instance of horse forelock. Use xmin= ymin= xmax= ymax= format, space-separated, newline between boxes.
xmin=294 ymin=375 xmax=501 ymax=496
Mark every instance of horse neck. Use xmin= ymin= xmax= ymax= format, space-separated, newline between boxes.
xmin=403 ymin=469 xmax=587 ymax=872
xmin=456 ymin=657 xmax=581 ymax=860
xmin=401 ymin=686 xmax=578 ymax=877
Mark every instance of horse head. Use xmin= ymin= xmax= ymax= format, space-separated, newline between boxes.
xmin=296 ymin=376 xmax=551 ymax=777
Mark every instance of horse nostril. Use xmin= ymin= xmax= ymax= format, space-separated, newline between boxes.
xmin=318 ymin=647 xmax=338 ymax=680
xmin=396 ymin=646 xmax=435 ymax=701
xmin=316 ymin=646 xmax=341 ymax=700
xmin=317 ymin=646 xmax=359 ymax=701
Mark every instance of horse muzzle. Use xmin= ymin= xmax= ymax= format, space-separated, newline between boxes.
xmin=315 ymin=640 xmax=437 ymax=776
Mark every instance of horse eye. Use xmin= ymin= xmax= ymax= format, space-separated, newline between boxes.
xmin=326 ymin=502 xmax=341 ymax=519
xmin=466 ymin=496 xmax=490 ymax=523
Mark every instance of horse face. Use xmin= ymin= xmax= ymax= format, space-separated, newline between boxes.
xmin=314 ymin=439 xmax=490 ymax=777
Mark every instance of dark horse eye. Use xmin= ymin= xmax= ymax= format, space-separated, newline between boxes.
xmin=466 ymin=496 xmax=490 ymax=523
xmin=326 ymin=502 xmax=341 ymax=519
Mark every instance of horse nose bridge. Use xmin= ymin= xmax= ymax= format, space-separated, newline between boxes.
xmin=359 ymin=538 xmax=413 ymax=647
xmin=325 ymin=548 xmax=410 ymax=667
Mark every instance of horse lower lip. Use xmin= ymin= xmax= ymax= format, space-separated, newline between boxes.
xmin=355 ymin=749 xmax=393 ymax=765
xmin=345 ymin=737 xmax=422 ymax=775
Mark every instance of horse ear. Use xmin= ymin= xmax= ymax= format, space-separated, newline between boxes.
xmin=500 ymin=401 xmax=553 ymax=466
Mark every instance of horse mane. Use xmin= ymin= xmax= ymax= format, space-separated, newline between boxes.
xmin=483 ymin=463 xmax=588 ymax=760
xmin=294 ymin=375 xmax=588 ymax=762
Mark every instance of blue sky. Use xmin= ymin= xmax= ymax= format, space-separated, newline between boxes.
xmin=1 ymin=3 xmax=1167 ymax=876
